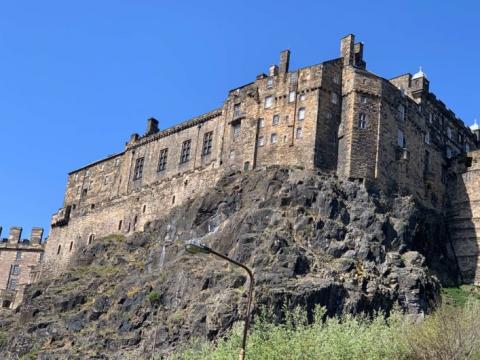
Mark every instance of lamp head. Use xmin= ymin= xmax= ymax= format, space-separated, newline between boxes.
xmin=185 ymin=240 xmax=211 ymax=255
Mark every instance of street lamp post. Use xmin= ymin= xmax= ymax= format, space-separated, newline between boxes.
xmin=185 ymin=241 xmax=254 ymax=360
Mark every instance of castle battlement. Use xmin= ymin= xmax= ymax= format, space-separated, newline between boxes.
xmin=0 ymin=226 xmax=45 ymax=309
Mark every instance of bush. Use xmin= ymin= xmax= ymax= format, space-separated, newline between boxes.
xmin=165 ymin=296 xmax=480 ymax=360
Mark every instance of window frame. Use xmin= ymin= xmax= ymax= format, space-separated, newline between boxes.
xmin=158 ymin=148 xmax=168 ymax=172
xmin=202 ymin=131 xmax=213 ymax=156
xmin=180 ymin=139 xmax=192 ymax=164
xmin=133 ymin=157 xmax=145 ymax=180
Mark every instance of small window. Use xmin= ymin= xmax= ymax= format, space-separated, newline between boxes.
xmin=233 ymin=103 xmax=242 ymax=118
xmin=104 ymin=176 xmax=109 ymax=185
xmin=296 ymin=127 xmax=303 ymax=139
xmin=15 ymin=251 xmax=21 ymax=260
xmin=428 ymin=113 xmax=433 ymax=124
xmin=172 ymin=196 xmax=175 ymax=204
xmin=397 ymin=129 xmax=406 ymax=148
xmin=358 ymin=113 xmax=367 ymax=129
xmin=90 ymin=204 xmax=95 ymax=210
xmin=272 ymin=114 xmax=280 ymax=126
xmin=271 ymin=133 xmax=278 ymax=144
xmin=118 ymin=220 xmax=123 ymax=230
xmin=257 ymin=136 xmax=265 ymax=147
xmin=82 ymin=188 xmax=88 ymax=197
xmin=57 ymin=245 xmax=62 ymax=255
xmin=285 ymin=115 xmax=289 ymax=124
xmin=258 ymin=118 xmax=264 ymax=128
xmin=264 ymin=96 xmax=273 ymax=109
xmin=446 ymin=147 xmax=453 ymax=159
xmin=333 ymin=74 xmax=340 ymax=84
xmin=331 ymin=93 xmax=338 ymax=104
xmin=180 ymin=140 xmax=191 ymax=163
xmin=202 ymin=131 xmax=213 ymax=156
xmin=8 ymin=279 xmax=17 ymax=290
xmin=288 ymin=91 xmax=296 ymax=103
xmin=229 ymin=149 xmax=235 ymax=159
xmin=298 ymin=108 xmax=305 ymax=121
xmin=69 ymin=241 xmax=73 ymax=252
xmin=361 ymin=96 xmax=367 ymax=104
xmin=398 ymin=104 xmax=405 ymax=121
xmin=267 ymin=78 xmax=273 ymax=89
xmin=458 ymin=133 xmax=463 ymax=143
xmin=447 ymin=127 xmax=453 ymax=139
xmin=425 ymin=131 xmax=431 ymax=145
xmin=158 ymin=148 xmax=168 ymax=171
xmin=299 ymin=93 xmax=306 ymax=101
xmin=232 ymin=123 xmax=241 ymax=139
xmin=11 ymin=265 xmax=20 ymax=275
xmin=143 ymin=205 xmax=146 ymax=213
xmin=133 ymin=157 xmax=144 ymax=180
xmin=86 ymin=170 xmax=90 ymax=177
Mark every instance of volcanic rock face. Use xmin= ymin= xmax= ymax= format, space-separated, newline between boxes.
xmin=0 ymin=167 xmax=454 ymax=358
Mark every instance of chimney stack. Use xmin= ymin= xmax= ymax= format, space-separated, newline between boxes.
xmin=279 ymin=50 xmax=290 ymax=74
xmin=340 ymin=34 xmax=355 ymax=66
xmin=146 ymin=117 xmax=159 ymax=136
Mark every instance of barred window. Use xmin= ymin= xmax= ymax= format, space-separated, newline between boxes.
xmin=158 ymin=148 xmax=168 ymax=171
xmin=358 ymin=113 xmax=367 ymax=129
xmin=202 ymin=131 xmax=213 ymax=156
xmin=133 ymin=157 xmax=144 ymax=180
xmin=180 ymin=139 xmax=191 ymax=163
xmin=11 ymin=265 xmax=20 ymax=275
xmin=8 ymin=279 xmax=17 ymax=290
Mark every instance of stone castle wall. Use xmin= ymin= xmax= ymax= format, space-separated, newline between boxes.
xmin=42 ymin=34 xmax=480 ymax=284
xmin=0 ymin=227 xmax=44 ymax=308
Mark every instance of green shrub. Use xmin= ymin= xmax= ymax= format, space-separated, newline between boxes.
xmin=148 ymin=291 xmax=161 ymax=305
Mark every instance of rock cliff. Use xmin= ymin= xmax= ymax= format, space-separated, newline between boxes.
xmin=0 ymin=167 xmax=456 ymax=359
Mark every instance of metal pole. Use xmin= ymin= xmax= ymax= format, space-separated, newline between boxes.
xmin=207 ymin=248 xmax=254 ymax=360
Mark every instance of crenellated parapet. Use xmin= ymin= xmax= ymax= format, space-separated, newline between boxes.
xmin=0 ymin=226 xmax=45 ymax=248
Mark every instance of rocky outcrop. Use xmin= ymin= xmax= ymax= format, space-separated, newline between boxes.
xmin=0 ymin=167 xmax=455 ymax=359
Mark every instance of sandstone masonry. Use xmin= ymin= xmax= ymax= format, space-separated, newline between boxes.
xmin=42 ymin=34 xmax=480 ymax=284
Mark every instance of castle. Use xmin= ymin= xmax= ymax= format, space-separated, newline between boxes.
xmin=3 ymin=34 xmax=480 ymax=308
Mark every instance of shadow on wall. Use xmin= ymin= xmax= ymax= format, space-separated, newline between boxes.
xmin=448 ymin=154 xmax=479 ymax=285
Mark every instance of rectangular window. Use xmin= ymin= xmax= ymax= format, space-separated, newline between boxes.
xmin=447 ymin=127 xmax=452 ymax=139
xmin=298 ymin=108 xmax=305 ymax=120
xmin=358 ymin=113 xmax=367 ymax=129
xmin=233 ymin=103 xmax=242 ymax=118
xmin=264 ymin=96 xmax=273 ymax=109
xmin=233 ymin=123 xmax=241 ymax=139
xmin=288 ymin=91 xmax=296 ymax=103
xmin=267 ymin=78 xmax=273 ymax=89
xmin=133 ymin=157 xmax=144 ymax=180
xmin=425 ymin=131 xmax=431 ymax=145
xmin=257 ymin=136 xmax=265 ymax=147
xmin=331 ymin=93 xmax=338 ymax=104
xmin=258 ymin=118 xmax=264 ymax=128
xmin=272 ymin=114 xmax=280 ymax=126
xmin=398 ymin=104 xmax=405 ymax=121
xmin=299 ymin=93 xmax=306 ymax=101
xmin=428 ymin=113 xmax=433 ymax=124
xmin=458 ymin=133 xmax=463 ymax=143
xmin=8 ymin=278 xmax=17 ymax=290
xmin=397 ymin=129 xmax=406 ymax=148
xmin=11 ymin=265 xmax=19 ymax=275
xmin=202 ymin=131 xmax=213 ymax=156
xmin=296 ymin=127 xmax=303 ymax=139
xmin=158 ymin=148 xmax=168 ymax=171
xmin=361 ymin=96 xmax=367 ymax=104
xmin=446 ymin=146 xmax=453 ymax=159
xmin=271 ymin=133 xmax=278 ymax=144
xmin=180 ymin=140 xmax=191 ymax=163
xmin=15 ymin=251 xmax=21 ymax=260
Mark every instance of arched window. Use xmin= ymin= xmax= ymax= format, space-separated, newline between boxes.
xmin=88 ymin=234 xmax=95 ymax=245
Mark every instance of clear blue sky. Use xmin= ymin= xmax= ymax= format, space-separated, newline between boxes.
xmin=0 ymin=1 xmax=479 ymax=239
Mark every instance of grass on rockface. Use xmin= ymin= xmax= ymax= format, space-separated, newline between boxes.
xmin=165 ymin=289 xmax=480 ymax=360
